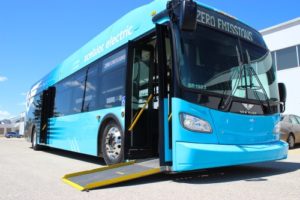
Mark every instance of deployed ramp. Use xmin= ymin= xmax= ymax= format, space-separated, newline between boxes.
xmin=62 ymin=159 xmax=161 ymax=191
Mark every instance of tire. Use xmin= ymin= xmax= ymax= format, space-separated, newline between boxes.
xmin=101 ymin=121 xmax=124 ymax=165
xmin=287 ymin=134 xmax=295 ymax=149
xmin=32 ymin=129 xmax=41 ymax=151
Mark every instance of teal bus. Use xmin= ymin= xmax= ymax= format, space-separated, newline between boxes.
xmin=25 ymin=0 xmax=288 ymax=172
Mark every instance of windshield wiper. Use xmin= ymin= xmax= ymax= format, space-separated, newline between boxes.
xmin=244 ymin=50 xmax=271 ymax=112
xmin=220 ymin=46 xmax=244 ymax=111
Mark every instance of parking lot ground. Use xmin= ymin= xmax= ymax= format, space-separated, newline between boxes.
xmin=0 ymin=138 xmax=300 ymax=200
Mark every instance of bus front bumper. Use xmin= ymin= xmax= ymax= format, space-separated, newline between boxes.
xmin=173 ymin=140 xmax=288 ymax=172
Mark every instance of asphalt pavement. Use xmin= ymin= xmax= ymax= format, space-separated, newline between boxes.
xmin=0 ymin=138 xmax=300 ymax=200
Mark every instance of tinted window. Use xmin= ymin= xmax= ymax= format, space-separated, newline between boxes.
xmin=99 ymin=49 xmax=126 ymax=108
xmin=53 ymin=48 xmax=127 ymax=116
xmin=83 ymin=65 xmax=98 ymax=112
xmin=54 ymin=77 xmax=73 ymax=117
xmin=69 ymin=72 xmax=86 ymax=114
xmin=277 ymin=46 xmax=298 ymax=70
xmin=102 ymin=49 xmax=126 ymax=73
xmin=54 ymin=70 xmax=86 ymax=116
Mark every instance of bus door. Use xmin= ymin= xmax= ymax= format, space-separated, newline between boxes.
xmin=126 ymin=36 xmax=159 ymax=159
xmin=156 ymin=24 xmax=173 ymax=166
xmin=39 ymin=87 xmax=55 ymax=144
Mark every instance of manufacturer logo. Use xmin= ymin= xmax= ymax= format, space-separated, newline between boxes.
xmin=242 ymin=103 xmax=254 ymax=111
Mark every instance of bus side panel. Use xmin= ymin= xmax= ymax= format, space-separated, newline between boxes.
xmin=47 ymin=106 xmax=125 ymax=156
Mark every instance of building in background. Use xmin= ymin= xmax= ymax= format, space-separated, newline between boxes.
xmin=0 ymin=113 xmax=25 ymax=136
xmin=261 ymin=17 xmax=300 ymax=115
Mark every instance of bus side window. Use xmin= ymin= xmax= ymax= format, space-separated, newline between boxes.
xmin=70 ymin=71 xmax=86 ymax=114
xmin=96 ymin=49 xmax=127 ymax=109
xmin=54 ymin=78 xmax=72 ymax=117
xmin=83 ymin=66 xmax=98 ymax=112
xmin=99 ymin=66 xmax=126 ymax=108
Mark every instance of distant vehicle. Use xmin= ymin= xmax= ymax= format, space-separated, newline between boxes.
xmin=5 ymin=132 xmax=21 ymax=138
xmin=279 ymin=115 xmax=300 ymax=149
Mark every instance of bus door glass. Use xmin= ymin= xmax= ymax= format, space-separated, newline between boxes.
xmin=126 ymin=37 xmax=159 ymax=158
xmin=40 ymin=87 xmax=55 ymax=144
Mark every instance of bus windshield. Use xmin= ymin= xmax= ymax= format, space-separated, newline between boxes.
xmin=178 ymin=25 xmax=279 ymax=103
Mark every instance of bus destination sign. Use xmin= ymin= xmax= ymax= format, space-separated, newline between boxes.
xmin=196 ymin=6 xmax=263 ymax=45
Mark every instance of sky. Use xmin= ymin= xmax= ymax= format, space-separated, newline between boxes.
xmin=0 ymin=0 xmax=299 ymax=120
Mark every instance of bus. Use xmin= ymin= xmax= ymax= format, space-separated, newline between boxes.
xmin=25 ymin=0 xmax=288 ymax=172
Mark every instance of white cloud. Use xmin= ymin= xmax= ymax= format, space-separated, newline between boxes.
xmin=0 ymin=76 xmax=8 ymax=82
xmin=20 ymin=92 xmax=27 ymax=96
xmin=0 ymin=110 xmax=12 ymax=120
xmin=18 ymin=102 xmax=26 ymax=107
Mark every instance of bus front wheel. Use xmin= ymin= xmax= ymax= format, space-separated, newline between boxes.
xmin=101 ymin=121 xmax=124 ymax=165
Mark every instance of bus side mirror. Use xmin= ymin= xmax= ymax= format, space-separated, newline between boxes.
xmin=179 ymin=0 xmax=197 ymax=31
xmin=278 ymin=82 xmax=287 ymax=113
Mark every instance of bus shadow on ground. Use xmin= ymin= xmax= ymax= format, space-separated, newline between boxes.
xmin=96 ymin=161 xmax=300 ymax=190
xmin=32 ymin=146 xmax=300 ymax=190
xmin=33 ymin=144 xmax=300 ymax=167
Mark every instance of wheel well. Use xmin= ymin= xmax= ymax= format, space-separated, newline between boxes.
xmin=97 ymin=115 xmax=122 ymax=157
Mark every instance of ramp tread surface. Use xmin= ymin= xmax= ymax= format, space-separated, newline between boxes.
xmin=63 ymin=159 xmax=160 ymax=190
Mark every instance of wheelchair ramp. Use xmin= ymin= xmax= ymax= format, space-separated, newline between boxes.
xmin=62 ymin=159 xmax=161 ymax=191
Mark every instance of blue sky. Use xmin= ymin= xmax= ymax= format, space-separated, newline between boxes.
xmin=0 ymin=0 xmax=299 ymax=120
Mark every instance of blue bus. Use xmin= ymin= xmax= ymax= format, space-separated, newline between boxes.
xmin=25 ymin=0 xmax=288 ymax=172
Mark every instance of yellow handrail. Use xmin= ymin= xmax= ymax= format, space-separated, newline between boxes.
xmin=128 ymin=94 xmax=153 ymax=132
xmin=42 ymin=124 xmax=47 ymax=131
xmin=168 ymin=113 xmax=172 ymax=121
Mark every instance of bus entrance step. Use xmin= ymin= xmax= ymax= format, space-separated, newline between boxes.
xmin=62 ymin=159 xmax=161 ymax=191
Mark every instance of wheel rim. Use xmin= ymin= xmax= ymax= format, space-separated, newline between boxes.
xmin=105 ymin=126 xmax=122 ymax=161
xmin=288 ymin=135 xmax=295 ymax=147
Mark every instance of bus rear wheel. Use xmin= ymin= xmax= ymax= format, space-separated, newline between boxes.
xmin=101 ymin=121 xmax=124 ymax=165
xmin=32 ymin=129 xmax=41 ymax=151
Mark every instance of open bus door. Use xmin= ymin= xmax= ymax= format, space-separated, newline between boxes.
xmin=39 ymin=87 xmax=55 ymax=144
xmin=156 ymin=24 xmax=173 ymax=166
xmin=125 ymin=25 xmax=173 ymax=166
xmin=125 ymin=35 xmax=159 ymax=159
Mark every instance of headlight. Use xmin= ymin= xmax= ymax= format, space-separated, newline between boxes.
xmin=180 ymin=113 xmax=212 ymax=133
